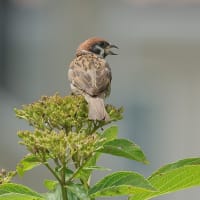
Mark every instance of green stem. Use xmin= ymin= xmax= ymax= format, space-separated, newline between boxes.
xmin=61 ymin=160 xmax=68 ymax=200
xmin=44 ymin=162 xmax=68 ymax=200
xmin=53 ymin=158 xmax=61 ymax=168
xmin=43 ymin=162 xmax=62 ymax=185
xmin=61 ymin=184 xmax=67 ymax=200
xmin=66 ymin=153 xmax=93 ymax=188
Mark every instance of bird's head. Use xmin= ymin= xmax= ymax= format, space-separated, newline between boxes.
xmin=76 ymin=37 xmax=118 ymax=58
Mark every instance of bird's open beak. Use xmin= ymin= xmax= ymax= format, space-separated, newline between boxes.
xmin=105 ymin=44 xmax=119 ymax=55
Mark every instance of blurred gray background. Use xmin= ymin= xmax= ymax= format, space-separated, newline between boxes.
xmin=0 ymin=0 xmax=200 ymax=199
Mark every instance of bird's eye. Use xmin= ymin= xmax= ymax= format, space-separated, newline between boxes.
xmin=90 ymin=41 xmax=109 ymax=57
xmin=97 ymin=41 xmax=109 ymax=48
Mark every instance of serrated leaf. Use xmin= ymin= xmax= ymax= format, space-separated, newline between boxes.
xmin=67 ymin=183 xmax=90 ymax=200
xmin=0 ymin=183 xmax=44 ymax=200
xmin=44 ymin=180 xmax=58 ymax=191
xmin=89 ymin=171 xmax=155 ymax=198
xmin=130 ymin=158 xmax=200 ymax=200
xmin=99 ymin=138 xmax=148 ymax=164
xmin=17 ymin=154 xmax=41 ymax=176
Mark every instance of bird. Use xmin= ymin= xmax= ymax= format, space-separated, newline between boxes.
xmin=68 ymin=37 xmax=118 ymax=121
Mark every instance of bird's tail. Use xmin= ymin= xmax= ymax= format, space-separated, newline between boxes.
xmin=85 ymin=96 xmax=110 ymax=121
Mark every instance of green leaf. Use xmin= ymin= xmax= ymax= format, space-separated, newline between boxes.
xmin=150 ymin=157 xmax=200 ymax=177
xmin=44 ymin=180 xmax=58 ymax=191
xmin=130 ymin=158 xmax=200 ymax=200
xmin=0 ymin=183 xmax=44 ymax=200
xmin=67 ymin=191 xmax=78 ymax=200
xmin=17 ymin=154 xmax=41 ymax=176
xmin=83 ymin=165 xmax=111 ymax=171
xmin=63 ymin=168 xmax=74 ymax=180
xmin=102 ymin=126 xmax=118 ymax=142
xmin=99 ymin=138 xmax=148 ymax=164
xmin=67 ymin=183 xmax=90 ymax=200
xmin=72 ymin=126 xmax=118 ymax=182
xmin=76 ymin=126 xmax=118 ymax=181
xmin=44 ymin=185 xmax=62 ymax=200
xmin=89 ymin=171 xmax=155 ymax=198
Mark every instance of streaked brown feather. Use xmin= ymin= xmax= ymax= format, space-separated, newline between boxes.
xmin=69 ymin=53 xmax=111 ymax=97
xmin=68 ymin=37 xmax=116 ymax=121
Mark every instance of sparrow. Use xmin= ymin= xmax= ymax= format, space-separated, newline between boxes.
xmin=68 ymin=37 xmax=118 ymax=121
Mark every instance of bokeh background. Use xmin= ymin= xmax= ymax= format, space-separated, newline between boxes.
xmin=1 ymin=0 xmax=200 ymax=199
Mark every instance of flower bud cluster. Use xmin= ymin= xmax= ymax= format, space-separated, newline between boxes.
xmin=15 ymin=94 xmax=123 ymax=169
xmin=18 ymin=130 xmax=104 ymax=166
xmin=15 ymin=94 xmax=123 ymax=134
xmin=0 ymin=169 xmax=16 ymax=184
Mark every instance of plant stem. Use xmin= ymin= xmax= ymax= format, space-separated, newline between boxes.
xmin=66 ymin=153 xmax=93 ymax=187
xmin=61 ymin=184 xmax=67 ymax=200
xmin=44 ymin=162 xmax=68 ymax=200
xmin=61 ymin=161 xmax=68 ymax=200
xmin=43 ymin=162 xmax=62 ymax=185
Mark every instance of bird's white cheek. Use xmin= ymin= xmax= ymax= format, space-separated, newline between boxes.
xmin=94 ymin=45 xmax=105 ymax=57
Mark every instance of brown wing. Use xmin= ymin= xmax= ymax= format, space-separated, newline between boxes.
xmin=68 ymin=54 xmax=111 ymax=97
